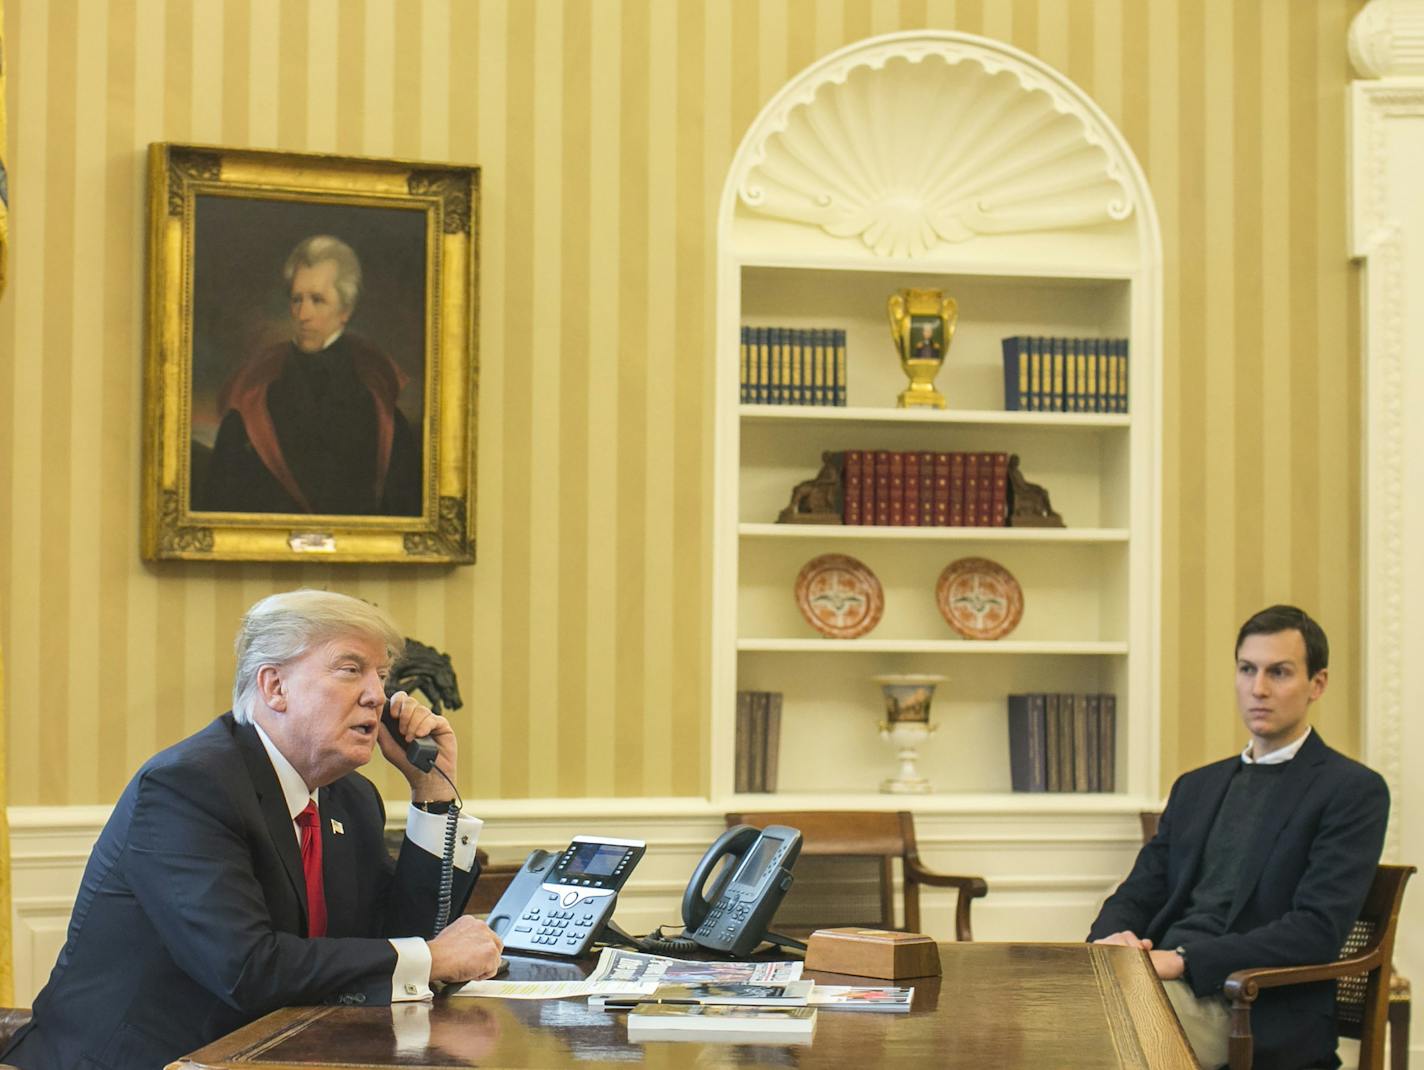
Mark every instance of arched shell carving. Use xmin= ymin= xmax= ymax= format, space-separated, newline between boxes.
xmin=738 ymin=50 xmax=1134 ymax=258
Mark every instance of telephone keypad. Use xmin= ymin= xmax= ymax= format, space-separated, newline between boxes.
xmin=506 ymin=888 xmax=613 ymax=953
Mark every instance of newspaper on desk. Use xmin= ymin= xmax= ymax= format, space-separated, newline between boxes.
xmin=451 ymin=947 xmax=804 ymax=1000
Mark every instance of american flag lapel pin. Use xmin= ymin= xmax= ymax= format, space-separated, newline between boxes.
xmin=331 ymin=818 xmax=345 ymax=835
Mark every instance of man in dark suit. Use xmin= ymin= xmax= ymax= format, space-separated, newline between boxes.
xmin=1090 ymin=605 xmax=1390 ymax=1070
xmin=2 ymin=590 xmax=502 ymax=1070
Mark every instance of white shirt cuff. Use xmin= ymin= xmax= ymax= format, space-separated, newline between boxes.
xmin=404 ymin=805 xmax=482 ymax=872
xmin=389 ymin=937 xmax=434 ymax=1002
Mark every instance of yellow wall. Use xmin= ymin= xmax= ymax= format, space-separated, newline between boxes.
xmin=0 ymin=0 xmax=1364 ymax=807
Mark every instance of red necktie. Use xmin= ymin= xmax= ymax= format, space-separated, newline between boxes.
xmin=296 ymin=801 xmax=328 ymax=938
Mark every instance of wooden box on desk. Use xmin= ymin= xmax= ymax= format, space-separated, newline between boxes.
xmin=804 ymin=928 xmax=942 ymax=980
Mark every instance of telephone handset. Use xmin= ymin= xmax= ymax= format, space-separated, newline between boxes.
xmin=380 ymin=698 xmax=439 ymax=772
xmin=486 ymin=837 xmax=647 ymax=957
xmin=682 ymin=824 xmax=802 ymax=957
xmin=380 ymin=693 xmax=455 ymax=933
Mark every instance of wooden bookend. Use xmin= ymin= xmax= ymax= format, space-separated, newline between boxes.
xmin=804 ymin=928 xmax=942 ymax=980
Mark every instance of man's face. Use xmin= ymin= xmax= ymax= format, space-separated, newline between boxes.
xmin=1234 ymin=629 xmax=1327 ymax=755
xmin=269 ymin=633 xmax=390 ymax=788
xmin=289 ymin=259 xmax=351 ymax=353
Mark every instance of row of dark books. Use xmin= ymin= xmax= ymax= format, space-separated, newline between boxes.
xmin=734 ymin=690 xmax=783 ymax=793
xmin=843 ymin=450 xmax=1007 ymax=527
xmin=1001 ymin=336 xmax=1129 ymax=413
xmin=740 ymin=326 xmax=848 ymax=406
xmin=1007 ymin=693 xmax=1116 ymax=792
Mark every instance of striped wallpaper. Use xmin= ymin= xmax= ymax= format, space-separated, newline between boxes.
xmin=0 ymin=0 xmax=1365 ymax=806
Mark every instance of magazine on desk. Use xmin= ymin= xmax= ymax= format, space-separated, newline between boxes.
xmin=808 ymin=986 xmax=915 ymax=1012
xmin=585 ymin=948 xmax=805 ymax=1006
xmin=626 ymin=1003 xmax=818 ymax=1043
xmin=453 ymin=947 xmax=804 ymax=1002
xmin=600 ymin=980 xmax=815 ymax=1010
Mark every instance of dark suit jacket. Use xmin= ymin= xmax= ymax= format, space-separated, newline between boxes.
xmin=1089 ymin=731 xmax=1389 ymax=1070
xmin=2 ymin=713 xmax=478 ymax=1070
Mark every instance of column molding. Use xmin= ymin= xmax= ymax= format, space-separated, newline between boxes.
xmin=1350 ymin=4 xmax=1424 ymax=1044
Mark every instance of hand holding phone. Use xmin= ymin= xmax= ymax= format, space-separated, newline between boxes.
xmin=380 ymin=698 xmax=439 ymax=773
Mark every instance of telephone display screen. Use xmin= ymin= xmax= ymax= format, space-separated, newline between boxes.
xmin=731 ymin=836 xmax=781 ymax=889
xmin=562 ymin=843 xmax=630 ymax=879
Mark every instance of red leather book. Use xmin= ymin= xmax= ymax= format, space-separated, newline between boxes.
xmin=951 ymin=452 xmax=969 ymax=526
xmin=990 ymin=451 xmax=1009 ymax=527
xmin=903 ymin=452 xmax=920 ymax=526
xmin=873 ymin=451 xmax=892 ymax=526
xmin=888 ymin=452 xmax=906 ymax=526
xmin=843 ymin=450 xmax=864 ymax=524
xmin=968 ymin=452 xmax=984 ymax=526
xmin=976 ymin=451 xmax=994 ymax=527
xmin=932 ymin=452 xmax=951 ymax=526
xmin=919 ymin=450 xmax=935 ymax=525
xmin=860 ymin=450 xmax=875 ymax=526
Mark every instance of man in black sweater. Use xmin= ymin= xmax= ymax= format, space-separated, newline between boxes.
xmin=1089 ymin=605 xmax=1389 ymax=1070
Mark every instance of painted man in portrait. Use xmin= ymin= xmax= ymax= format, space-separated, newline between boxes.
xmin=197 ymin=235 xmax=422 ymax=516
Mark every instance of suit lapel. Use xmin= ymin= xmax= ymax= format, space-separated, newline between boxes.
xmin=1225 ymin=731 xmax=1328 ymax=927
xmin=1153 ymin=759 xmax=1238 ymax=933
xmin=232 ymin=717 xmax=309 ymax=923
xmin=319 ymin=784 xmax=359 ymax=936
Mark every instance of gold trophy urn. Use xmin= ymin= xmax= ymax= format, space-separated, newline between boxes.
xmin=887 ymin=289 xmax=957 ymax=409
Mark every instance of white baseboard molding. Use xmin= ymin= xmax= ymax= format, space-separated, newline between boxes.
xmin=6 ymin=802 xmax=1142 ymax=1006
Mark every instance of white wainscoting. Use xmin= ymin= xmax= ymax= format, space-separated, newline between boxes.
xmin=6 ymin=802 xmax=1144 ymax=1007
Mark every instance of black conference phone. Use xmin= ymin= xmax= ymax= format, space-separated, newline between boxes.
xmin=681 ymin=824 xmax=802 ymax=957
xmin=487 ymin=836 xmax=647 ymax=957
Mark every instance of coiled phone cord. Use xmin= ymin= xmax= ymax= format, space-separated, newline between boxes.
xmin=430 ymin=765 xmax=463 ymax=937
xmin=634 ymin=926 xmax=699 ymax=954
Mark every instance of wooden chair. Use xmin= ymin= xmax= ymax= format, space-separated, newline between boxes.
xmin=1138 ymin=812 xmax=1414 ymax=1070
xmin=465 ymin=848 xmax=522 ymax=916
xmin=725 ymin=810 xmax=987 ymax=940
xmin=1224 ymin=864 xmax=1414 ymax=1070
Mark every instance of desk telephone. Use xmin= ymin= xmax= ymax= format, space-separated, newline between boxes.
xmin=484 ymin=824 xmax=802 ymax=959
xmin=681 ymin=824 xmax=802 ymax=956
xmin=488 ymin=837 xmax=648 ymax=956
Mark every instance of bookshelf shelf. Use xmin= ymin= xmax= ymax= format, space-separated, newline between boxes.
xmin=740 ymin=405 xmax=1130 ymax=429
xmin=738 ymin=523 xmax=1130 ymax=543
xmin=711 ymin=31 xmax=1160 ymax=814
xmin=737 ymin=639 xmax=1129 ymax=655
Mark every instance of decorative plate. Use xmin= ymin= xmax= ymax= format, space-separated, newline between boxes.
xmin=794 ymin=554 xmax=884 ymax=639
xmin=935 ymin=557 xmax=1024 ymax=640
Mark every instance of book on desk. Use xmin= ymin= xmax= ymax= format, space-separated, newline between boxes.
xmin=626 ymin=1003 xmax=818 ymax=1043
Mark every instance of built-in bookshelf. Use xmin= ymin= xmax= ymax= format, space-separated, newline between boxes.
xmin=711 ymin=31 xmax=1162 ymax=810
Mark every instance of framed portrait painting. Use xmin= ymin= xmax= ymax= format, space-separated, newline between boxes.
xmin=141 ymin=143 xmax=478 ymax=564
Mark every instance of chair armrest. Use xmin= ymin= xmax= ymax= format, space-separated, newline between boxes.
xmin=903 ymin=860 xmax=988 ymax=898
xmin=1223 ymin=947 xmax=1383 ymax=1005
xmin=903 ymin=861 xmax=988 ymax=940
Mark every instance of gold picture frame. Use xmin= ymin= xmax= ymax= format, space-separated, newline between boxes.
xmin=142 ymin=143 xmax=478 ymax=564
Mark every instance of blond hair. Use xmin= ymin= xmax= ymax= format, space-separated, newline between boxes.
xmin=232 ymin=589 xmax=403 ymax=722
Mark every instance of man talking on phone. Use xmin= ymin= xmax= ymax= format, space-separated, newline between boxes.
xmin=2 ymin=589 xmax=502 ymax=1070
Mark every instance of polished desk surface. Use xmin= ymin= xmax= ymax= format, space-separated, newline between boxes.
xmin=170 ymin=943 xmax=1198 ymax=1070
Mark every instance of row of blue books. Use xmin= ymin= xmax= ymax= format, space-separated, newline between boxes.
xmin=740 ymin=326 xmax=847 ymax=406
xmin=1001 ymin=336 xmax=1129 ymax=413
xmin=1007 ymin=692 xmax=1116 ymax=793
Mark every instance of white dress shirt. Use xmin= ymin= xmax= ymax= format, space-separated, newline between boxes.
xmin=252 ymin=723 xmax=482 ymax=1002
xmin=1240 ymin=725 xmax=1312 ymax=765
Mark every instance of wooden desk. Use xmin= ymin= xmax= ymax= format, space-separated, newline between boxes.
xmin=170 ymin=943 xmax=1198 ymax=1069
